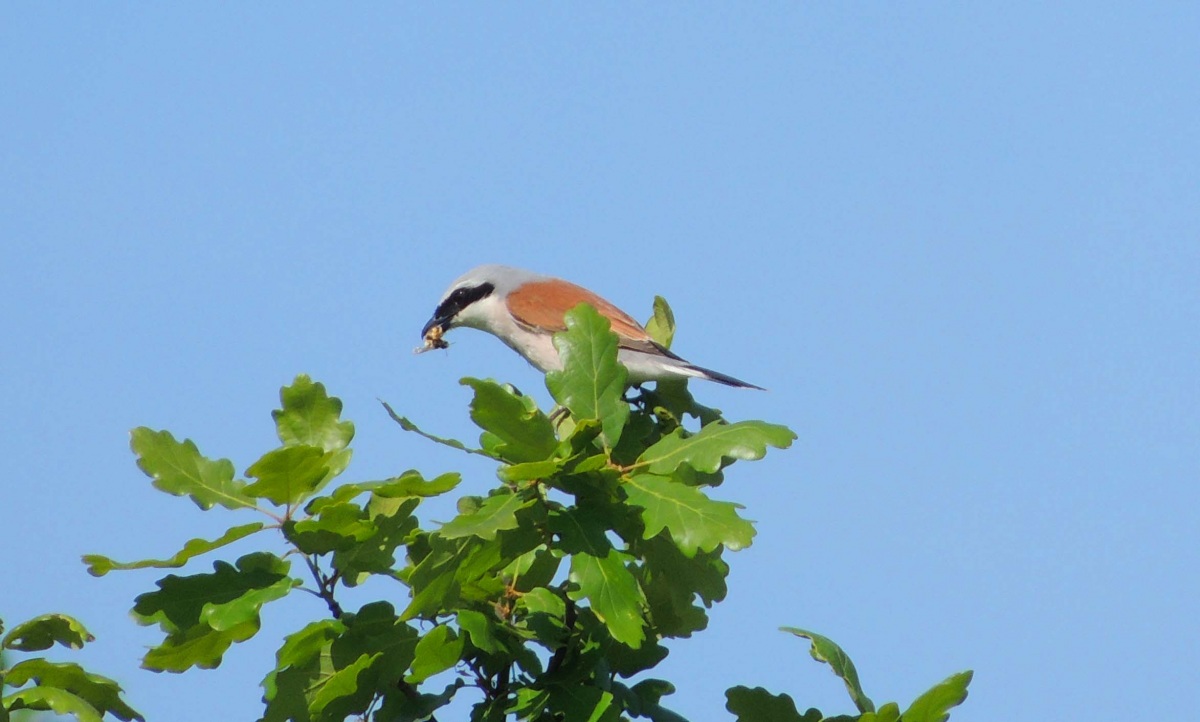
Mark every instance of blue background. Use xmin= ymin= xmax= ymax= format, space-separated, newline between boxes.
xmin=3 ymin=5 xmax=1197 ymax=720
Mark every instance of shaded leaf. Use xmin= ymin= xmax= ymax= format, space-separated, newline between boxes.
xmin=83 ymin=522 xmax=265 ymax=577
xmin=132 ymin=552 xmax=296 ymax=671
xmin=333 ymin=496 xmax=420 ymax=585
xmin=724 ymin=686 xmax=814 ymax=722
xmin=457 ymin=609 xmax=502 ymax=654
xmin=440 ymin=492 xmax=531 ymax=540
xmin=901 ymin=671 xmax=973 ymax=722
xmin=130 ymin=428 xmax=253 ymax=511
xmin=569 ymin=549 xmax=645 ymax=648
xmin=625 ymin=474 xmax=755 ymax=556
xmin=244 ymin=445 xmax=337 ymax=507
xmin=782 ymin=627 xmax=874 ymax=713
xmin=637 ymin=421 xmax=796 ymax=476
xmin=644 ymin=295 xmax=675 ymax=349
xmin=273 ymin=375 xmax=354 ymax=452
xmin=406 ymin=625 xmax=463 ymax=684
xmin=308 ymin=652 xmax=380 ymax=720
xmin=547 ymin=685 xmax=619 ymax=722
xmin=461 ymin=378 xmax=557 ymax=463
xmin=4 ymin=660 xmax=142 ymax=721
xmin=545 ymin=304 xmax=629 ymax=448
xmin=2 ymin=614 xmax=93 ymax=651
xmin=375 ymin=680 xmax=461 ymax=722
xmin=260 ymin=619 xmax=343 ymax=722
xmin=285 ymin=502 xmax=375 ymax=555
xmin=498 ymin=458 xmax=565 ymax=483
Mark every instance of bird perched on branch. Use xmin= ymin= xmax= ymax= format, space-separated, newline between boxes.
xmin=418 ymin=264 xmax=762 ymax=389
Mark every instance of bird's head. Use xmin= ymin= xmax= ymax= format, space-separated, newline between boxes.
xmin=420 ymin=264 xmax=543 ymax=343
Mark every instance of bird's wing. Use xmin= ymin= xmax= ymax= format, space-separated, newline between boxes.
xmin=506 ymin=278 xmax=655 ymax=345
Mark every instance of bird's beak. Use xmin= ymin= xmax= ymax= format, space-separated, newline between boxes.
xmin=420 ymin=312 xmax=452 ymax=340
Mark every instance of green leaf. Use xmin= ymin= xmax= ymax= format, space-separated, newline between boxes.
xmin=132 ymin=552 xmax=297 ymax=671
xmin=457 ymin=609 xmax=502 ymax=654
xmin=3 ymin=687 xmax=102 ymax=722
xmin=461 ymin=378 xmax=557 ymax=463
xmin=3 ymin=660 xmax=143 ymax=721
xmin=272 ymin=374 xmax=354 ymax=452
xmin=901 ymin=671 xmax=973 ymax=722
xmin=569 ymin=549 xmax=646 ymax=648
xmin=440 ymin=492 xmax=531 ymax=540
xmin=498 ymin=458 xmax=565 ymax=483
xmin=2 ymin=614 xmax=93 ymax=651
xmin=724 ymin=686 xmax=814 ymax=722
xmin=406 ymin=625 xmax=463 ymax=684
xmin=244 ymin=445 xmax=337 ymax=507
xmin=373 ymin=470 xmax=462 ymax=498
xmin=547 ymin=685 xmax=619 ymax=722
xmin=333 ymin=496 xmax=420 ymax=585
xmin=625 ymin=474 xmax=755 ymax=556
xmin=83 ymin=522 xmax=265 ymax=577
xmin=308 ymin=652 xmax=380 ymax=720
xmin=545 ymin=304 xmax=630 ymax=448
xmin=636 ymin=534 xmax=728 ymax=638
xmin=285 ymin=502 xmax=375 ymax=554
xmin=129 ymin=428 xmax=253 ymax=511
xmin=859 ymin=703 xmax=901 ymax=722
xmin=644 ymin=295 xmax=675 ymax=349
xmin=260 ymin=619 xmax=343 ymax=722
xmin=782 ymin=627 xmax=874 ymax=713
xmin=637 ymin=421 xmax=796 ymax=476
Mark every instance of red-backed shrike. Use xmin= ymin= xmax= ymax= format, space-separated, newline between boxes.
xmin=419 ymin=265 xmax=762 ymax=389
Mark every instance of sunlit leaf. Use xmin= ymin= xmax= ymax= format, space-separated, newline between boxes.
xmin=545 ymin=304 xmax=630 ymax=448
xmin=782 ymin=627 xmax=874 ymax=713
xmin=260 ymin=619 xmax=342 ymax=722
xmin=333 ymin=496 xmax=420 ymax=586
xmin=569 ymin=549 xmax=645 ymax=649
xmin=83 ymin=522 xmax=265 ymax=577
xmin=625 ymin=474 xmax=755 ymax=556
xmin=373 ymin=470 xmax=462 ymax=498
xmin=644 ymin=295 xmax=675 ymax=349
xmin=285 ymin=502 xmax=374 ymax=554
xmin=3 ymin=660 xmax=142 ymax=721
xmin=3 ymin=686 xmax=102 ymax=722
xmin=461 ymin=378 xmax=557 ymax=463
xmin=2 ymin=614 xmax=93 ymax=651
xmin=130 ymin=428 xmax=253 ymax=511
xmin=406 ymin=625 xmax=463 ymax=684
xmin=439 ymin=492 xmax=531 ymax=540
xmin=637 ymin=421 xmax=796 ymax=476
xmin=272 ymin=374 xmax=354 ymax=452
xmin=901 ymin=671 xmax=973 ymax=722
xmin=244 ymin=445 xmax=337 ymax=507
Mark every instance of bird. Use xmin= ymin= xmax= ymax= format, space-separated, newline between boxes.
xmin=419 ymin=264 xmax=762 ymax=389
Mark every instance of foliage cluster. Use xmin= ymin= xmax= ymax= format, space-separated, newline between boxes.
xmin=4 ymin=301 xmax=972 ymax=721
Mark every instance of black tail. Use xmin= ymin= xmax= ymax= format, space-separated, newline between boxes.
xmin=685 ymin=363 xmax=765 ymax=390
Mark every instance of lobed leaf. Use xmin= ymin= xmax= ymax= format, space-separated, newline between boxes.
xmin=3 ymin=660 xmax=143 ymax=721
xmin=461 ymin=378 xmax=557 ymax=463
xmin=901 ymin=671 xmax=973 ymax=722
xmin=625 ymin=474 xmax=755 ymax=557
xmin=332 ymin=496 xmax=420 ymax=586
xmin=132 ymin=552 xmax=297 ymax=672
xmin=439 ymin=492 xmax=531 ymax=540
xmin=545 ymin=304 xmax=630 ymax=449
xmin=272 ymin=374 xmax=354 ymax=452
xmin=405 ymin=625 xmax=463 ymax=684
xmin=644 ymin=296 xmax=676 ymax=349
xmin=244 ymin=445 xmax=339 ymax=507
xmin=373 ymin=470 xmax=462 ymax=498
xmin=636 ymin=421 xmax=796 ymax=476
xmin=568 ymin=549 xmax=646 ymax=649
xmin=285 ymin=502 xmax=375 ymax=555
xmin=782 ymin=627 xmax=874 ymax=713
xmin=3 ymin=686 xmax=103 ymax=722
xmin=83 ymin=522 xmax=265 ymax=577
xmin=724 ymin=686 xmax=816 ymax=722
xmin=382 ymin=402 xmax=495 ymax=459
xmin=130 ymin=428 xmax=253 ymax=511
xmin=2 ymin=614 xmax=93 ymax=651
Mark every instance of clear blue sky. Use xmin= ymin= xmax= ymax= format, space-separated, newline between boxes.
xmin=3 ymin=5 xmax=1196 ymax=720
